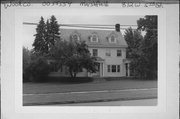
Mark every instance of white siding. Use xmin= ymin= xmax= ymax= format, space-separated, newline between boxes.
xmin=89 ymin=47 xmax=126 ymax=77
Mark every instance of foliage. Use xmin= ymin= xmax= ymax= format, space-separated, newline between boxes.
xmin=124 ymin=16 xmax=157 ymax=80
xmin=137 ymin=15 xmax=157 ymax=79
xmin=23 ymin=47 xmax=51 ymax=82
xmin=33 ymin=17 xmax=47 ymax=54
xmin=33 ymin=15 xmax=60 ymax=55
xmin=50 ymin=40 xmax=97 ymax=78
xmin=23 ymin=47 xmax=31 ymax=82
xmin=124 ymin=28 xmax=143 ymax=77
xmin=25 ymin=56 xmax=51 ymax=82
xmin=124 ymin=27 xmax=143 ymax=59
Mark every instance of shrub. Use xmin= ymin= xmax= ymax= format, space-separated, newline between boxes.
xmin=25 ymin=56 xmax=51 ymax=82
xmin=23 ymin=47 xmax=31 ymax=82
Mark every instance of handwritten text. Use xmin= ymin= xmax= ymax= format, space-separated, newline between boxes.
xmin=3 ymin=1 xmax=31 ymax=9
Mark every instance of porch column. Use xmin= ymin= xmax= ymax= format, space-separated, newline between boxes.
xmin=102 ymin=63 xmax=104 ymax=77
xmin=128 ymin=63 xmax=130 ymax=77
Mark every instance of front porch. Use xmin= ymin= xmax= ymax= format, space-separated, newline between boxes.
xmin=123 ymin=59 xmax=131 ymax=77
xmin=88 ymin=57 xmax=105 ymax=77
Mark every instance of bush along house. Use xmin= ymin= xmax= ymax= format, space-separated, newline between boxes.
xmin=49 ymin=24 xmax=131 ymax=77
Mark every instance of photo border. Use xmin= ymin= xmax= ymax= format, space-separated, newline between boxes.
xmin=14 ymin=5 xmax=166 ymax=113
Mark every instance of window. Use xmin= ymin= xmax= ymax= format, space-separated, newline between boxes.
xmin=92 ymin=49 xmax=98 ymax=56
xmin=107 ymin=65 xmax=120 ymax=73
xmin=107 ymin=65 xmax=111 ymax=72
xmin=117 ymin=65 xmax=120 ymax=72
xmin=106 ymin=49 xmax=111 ymax=56
xmin=112 ymin=65 xmax=116 ymax=72
xmin=72 ymin=34 xmax=79 ymax=41
xmin=111 ymin=36 xmax=115 ymax=42
xmin=109 ymin=35 xmax=116 ymax=43
xmin=117 ymin=50 xmax=122 ymax=57
xmin=91 ymin=34 xmax=98 ymax=42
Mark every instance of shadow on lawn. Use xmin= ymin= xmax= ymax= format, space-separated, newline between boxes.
xmin=24 ymin=76 xmax=157 ymax=84
xmin=42 ymin=77 xmax=94 ymax=84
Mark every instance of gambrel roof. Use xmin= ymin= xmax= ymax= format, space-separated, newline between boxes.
xmin=60 ymin=29 xmax=128 ymax=48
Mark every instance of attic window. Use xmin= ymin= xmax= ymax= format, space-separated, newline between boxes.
xmin=109 ymin=35 xmax=116 ymax=43
xmin=72 ymin=34 xmax=80 ymax=41
xmin=91 ymin=34 xmax=98 ymax=42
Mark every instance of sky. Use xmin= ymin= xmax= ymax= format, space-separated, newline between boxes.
xmin=23 ymin=15 xmax=144 ymax=50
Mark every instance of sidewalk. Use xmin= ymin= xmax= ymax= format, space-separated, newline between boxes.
xmin=59 ymin=98 xmax=157 ymax=106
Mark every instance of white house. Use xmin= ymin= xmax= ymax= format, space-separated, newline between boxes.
xmin=49 ymin=28 xmax=130 ymax=77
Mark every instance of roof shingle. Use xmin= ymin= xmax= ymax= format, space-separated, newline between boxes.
xmin=60 ymin=28 xmax=128 ymax=48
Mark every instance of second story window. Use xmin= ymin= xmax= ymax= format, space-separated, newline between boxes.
xmin=117 ymin=49 xmax=122 ymax=57
xmin=92 ymin=49 xmax=98 ymax=57
xmin=106 ymin=49 xmax=111 ymax=56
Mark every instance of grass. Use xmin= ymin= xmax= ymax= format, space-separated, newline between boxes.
xmin=23 ymin=77 xmax=157 ymax=94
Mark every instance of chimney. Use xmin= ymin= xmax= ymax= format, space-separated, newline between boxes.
xmin=115 ymin=24 xmax=120 ymax=32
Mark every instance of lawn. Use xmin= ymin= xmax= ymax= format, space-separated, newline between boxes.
xmin=23 ymin=78 xmax=157 ymax=94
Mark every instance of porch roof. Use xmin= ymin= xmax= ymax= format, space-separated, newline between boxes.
xmin=95 ymin=56 xmax=105 ymax=62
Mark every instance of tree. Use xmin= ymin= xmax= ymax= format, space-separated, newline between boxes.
xmin=33 ymin=15 xmax=60 ymax=55
xmin=50 ymin=40 xmax=97 ymax=78
xmin=124 ymin=27 xmax=143 ymax=58
xmin=124 ymin=28 xmax=143 ymax=77
xmin=137 ymin=15 xmax=158 ymax=79
xmin=33 ymin=17 xmax=47 ymax=55
xmin=45 ymin=15 xmax=60 ymax=52
xmin=23 ymin=47 xmax=31 ymax=81
xmin=25 ymin=56 xmax=51 ymax=82
xmin=124 ymin=16 xmax=157 ymax=79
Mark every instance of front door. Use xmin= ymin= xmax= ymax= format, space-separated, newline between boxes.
xmin=96 ymin=63 xmax=100 ymax=77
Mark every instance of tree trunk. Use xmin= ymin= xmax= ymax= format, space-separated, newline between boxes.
xmin=69 ymin=69 xmax=77 ymax=79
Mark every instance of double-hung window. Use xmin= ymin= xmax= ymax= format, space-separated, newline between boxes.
xmin=107 ymin=65 xmax=111 ymax=72
xmin=107 ymin=65 xmax=120 ymax=73
xmin=117 ymin=65 xmax=120 ymax=72
xmin=117 ymin=50 xmax=122 ymax=57
xmin=106 ymin=49 xmax=111 ymax=56
xmin=111 ymin=65 xmax=116 ymax=72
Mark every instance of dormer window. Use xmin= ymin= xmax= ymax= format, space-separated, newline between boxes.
xmin=109 ymin=35 xmax=116 ymax=43
xmin=72 ymin=34 xmax=80 ymax=41
xmin=90 ymin=34 xmax=98 ymax=42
